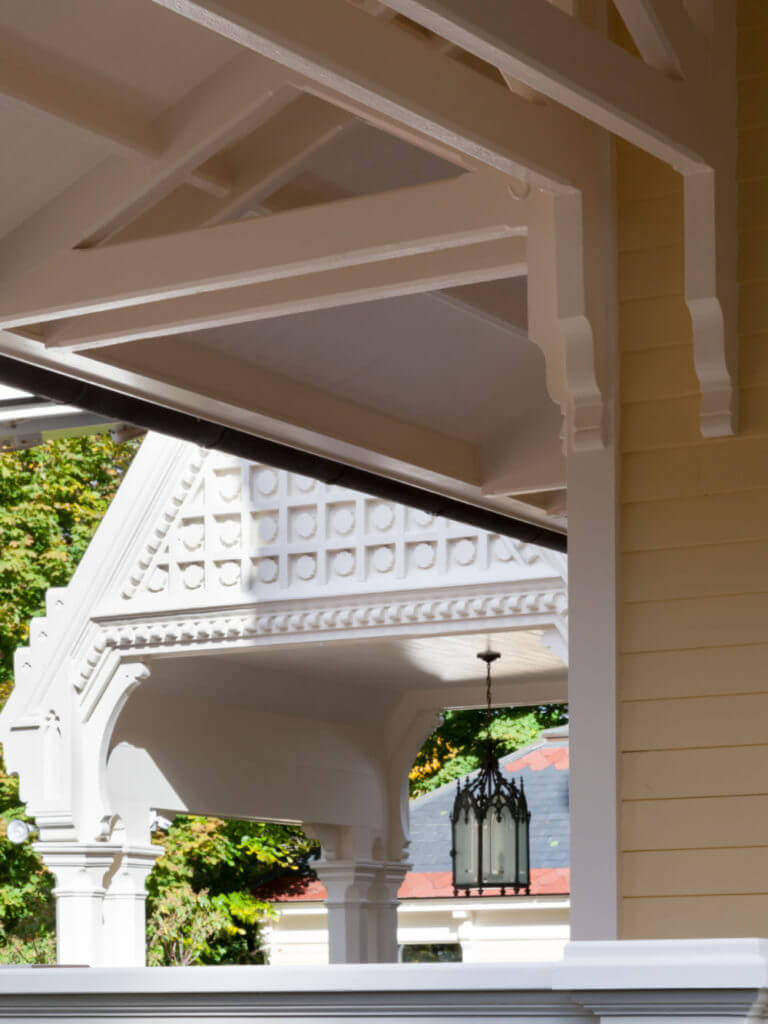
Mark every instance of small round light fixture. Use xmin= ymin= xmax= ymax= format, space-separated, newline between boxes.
xmin=6 ymin=819 xmax=33 ymax=845
xmin=450 ymin=651 xmax=531 ymax=896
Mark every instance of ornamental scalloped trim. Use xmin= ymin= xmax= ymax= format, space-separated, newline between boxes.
xmin=76 ymin=588 xmax=568 ymax=694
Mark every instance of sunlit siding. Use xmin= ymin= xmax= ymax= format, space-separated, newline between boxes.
xmin=618 ymin=0 xmax=768 ymax=937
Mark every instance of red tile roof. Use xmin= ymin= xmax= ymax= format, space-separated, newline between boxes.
xmin=272 ymin=867 xmax=569 ymax=902
xmin=505 ymin=746 xmax=569 ymax=773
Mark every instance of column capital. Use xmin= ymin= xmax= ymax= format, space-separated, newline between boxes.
xmin=35 ymin=842 xmax=120 ymax=894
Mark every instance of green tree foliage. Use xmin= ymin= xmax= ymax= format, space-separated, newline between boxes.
xmin=146 ymin=816 xmax=317 ymax=965
xmin=0 ymin=434 xmax=141 ymax=963
xmin=0 ymin=434 xmax=139 ymax=704
xmin=409 ymin=704 xmax=568 ymax=797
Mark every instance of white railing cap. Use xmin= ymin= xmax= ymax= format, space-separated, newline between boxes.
xmin=553 ymin=939 xmax=768 ymax=990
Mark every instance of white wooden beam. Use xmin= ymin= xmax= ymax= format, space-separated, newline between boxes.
xmin=376 ymin=0 xmax=712 ymax=171
xmin=111 ymin=95 xmax=353 ymax=243
xmin=152 ymin=0 xmax=569 ymax=190
xmin=612 ymin=0 xmax=706 ymax=80
xmin=0 ymin=29 xmax=232 ymax=200
xmin=0 ymin=29 xmax=158 ymax=158
xmin=0 ymin=174 xmax=527 ymax=328
xmin=44 ymin=238 xmax=526 ymax=351
xmin=0 ymin=53 xmax=295 ymax=279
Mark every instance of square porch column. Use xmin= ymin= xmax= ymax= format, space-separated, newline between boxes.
xmin=36 ymin=843 xmax=119 ymax=966
xmin=102 ymin=846 xmax=162 ymax=966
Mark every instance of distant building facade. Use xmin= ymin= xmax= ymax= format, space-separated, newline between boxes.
xmin=266 ymin=726 xmax=570 ymax=964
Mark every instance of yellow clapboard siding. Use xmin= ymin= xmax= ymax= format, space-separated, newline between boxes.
xmin=624 ymin=847 xmax=768 ymax=897
xmin=616 ymin=141 xmax=682 ymax=202
xmin=621 ymin=346 xmax=699 ymax=403
xmin=621 ymin=438 xmax=768 ymax=503
xmin=619 ymin=295 xmax=692 ymax=352
xmin=623 ymin=592 xmax=768 ymax=652
xmin=738 ymin=0 xmax=768 ymax=30
xmin=621 ymin=395 xmax=701 ymax=452
xmin=618 ymin=246 xmax=684 ymax=302
xmin=740 ymin=281 xmax=768 ymax=334
xmin=622 ymin=487 xmax=768 ymax=552
xmin=622 ymin=693 xmax=768 ymax=751
xmin=622 ymin=488 xmax=768 ymax=551
xmin=739 ymin=123 xmax=768 ymax=180
xmin=623 ymin=745 xmax=768 ymax=800
xmin=623 ymin=795 xmax=768 ymax=851
xmin=738 ymin=74 xmax=768 ymax=129
xmin=618 ymin=195 xmax=684 ymax=253
xmin=738 ymin=23 xmax=768 ymax=77
xmin=622 ymin=645 xmax=768 ymax=701
xmin=623 ymin=894 xmax=768 ymax=939
xmin=739 ymin=180 xmax=768 ymax=231
xmin=623 ymin=386 xmax=768 ymax=454
xmin=739 ymin=228 xmax=768 ymax=283
xmin=739 ymin=332 xmax=768 ymax=385
xmin=622 ymin=541 xmax=768 ymax=602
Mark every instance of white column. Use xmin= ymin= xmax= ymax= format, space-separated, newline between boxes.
xmin=102 ymin=846 xmax=162 ymax=966
xmin=315 ymin=860 xmax=378 ymax=964
xmin=36 ymin=843 xmax=118 ymax=966
xmin=567 ymin=444 xmax=619 ymax=941
xmin=367 ymin=862 xmax=409 ymax=963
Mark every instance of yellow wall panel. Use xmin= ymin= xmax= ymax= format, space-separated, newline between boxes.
xmin=626 ymin=643 xmax=768 ymax=700
xmin=621 ymin=396 xmax=702 ymax=453
xmin=624 ymin=848 xmax=768 ymax=897
xmin=618 ymin=196 xmax=683 ymax=253
xmin=738 ymin=180 xmax=768 ymax=231
xmin=618 ymin=246 xmax=684 ymax=303
xmin=621 ymin=346 xmax=701 ymax=404
xmin=622 ymin=438 xmax=768 ymax=503
xmin=623 ymin=592 xmax=768 ymax=652
xmin=622 ymin=746 xmax=768 ymax=801
xmin=622 ymin=693 xmax=768 ymax=751
xmin=738 ymin=0 xmax=768 ymax=30
xmin=740 ymin=229 xmax=768 ymax=284
xmin=618 ymin=295 xmax=692 ymax=352
xmin=615 ymin=1 xmax=768 ymax=937
xmin=739 ymin=282 xmax=768 ymax=334
xmin=738 ymin=333 xmax=768 ymax=385
xmin=622 ymin=488 xmax=768 ymax=551
xmin=622 ymin=541 xmax=768 ymax=602
xmin=622 ymin=645 xmax=768 ymax=701
xmin=623 ymin=796 xmax=768 ymax=851
xmin=624 ymin=895 xmax=768 ymax=939
xmin=738 ymin=74 xmax=768 ymax=129
xmin=737 ymin=23 xmax=768 ymax=76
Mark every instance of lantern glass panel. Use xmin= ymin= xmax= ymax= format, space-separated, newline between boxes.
xmin=481 ymin=803 xmax=517 ymax=886
xmin=517 ymin=816 xmax=530 ymax=886
xmin=453 ymin=805 xmax=479 ymax=887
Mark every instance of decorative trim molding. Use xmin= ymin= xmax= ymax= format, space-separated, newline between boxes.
xmin=120 ymin=448 xmax=209 ymax=600
xmin=76 ymin=585 xmax=568 ymax=698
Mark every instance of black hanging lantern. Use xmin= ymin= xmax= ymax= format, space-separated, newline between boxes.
xmin=450 ymin=651 xmax=531 ymax=896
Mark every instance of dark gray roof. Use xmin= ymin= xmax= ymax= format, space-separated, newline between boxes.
xmin=407 ymin=737 xmax=569 ymax=873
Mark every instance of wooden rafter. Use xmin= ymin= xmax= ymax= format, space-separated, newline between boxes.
xmin=375 ymin=0 xmax=711 ymax=170
xmin=151 ymin=0 xmax=568 ymax=189
xmin=110 ymin=95 xmax=353 ymax=243
xmin=612 ymin=0 xmax=706 ymax=79
xmin=0 ymin=174 xmax=527 ymax=328
xmin=0 ymin=53 xmax=295 ymax=278
xmin=44 ymin=238 xmax=527 ymax=351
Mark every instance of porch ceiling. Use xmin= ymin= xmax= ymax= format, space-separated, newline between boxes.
xmin=146 ymin=629 xmax=566 ymax=723
xmin=0 ymin=0 xmax=733 ymax=527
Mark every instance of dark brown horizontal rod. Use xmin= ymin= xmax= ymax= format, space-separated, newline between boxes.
xmin=0 ymin=353 xmax=567 ymax=553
